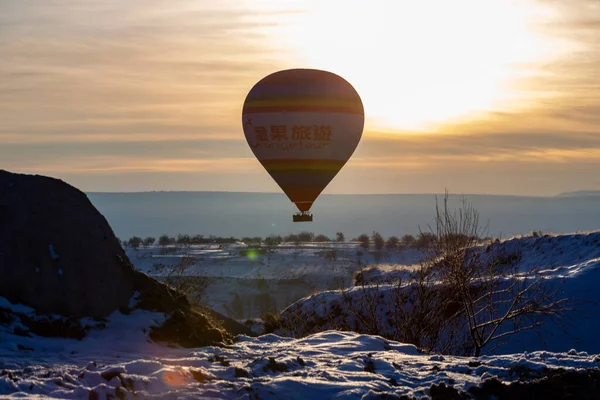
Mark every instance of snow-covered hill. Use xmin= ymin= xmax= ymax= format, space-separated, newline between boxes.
xmin=276 ymin=232 xmax=600 ymax=356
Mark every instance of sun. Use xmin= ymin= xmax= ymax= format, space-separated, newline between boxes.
xmin=249 ymin=0 xmax=562 ymax=131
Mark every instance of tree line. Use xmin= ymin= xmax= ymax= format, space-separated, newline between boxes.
xmin=119 ymin=230 xmax=484 ymax=251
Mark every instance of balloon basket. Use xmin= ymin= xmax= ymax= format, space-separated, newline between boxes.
xmin=293 ymin=212 xmax=313 ymax=222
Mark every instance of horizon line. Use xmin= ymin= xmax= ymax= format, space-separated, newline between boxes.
xmin=84 ymin=189 xmax=600 ymax=198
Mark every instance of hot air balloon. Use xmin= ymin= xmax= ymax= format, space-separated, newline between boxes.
xmin=242 ymin=68 xmax=364 ymax=222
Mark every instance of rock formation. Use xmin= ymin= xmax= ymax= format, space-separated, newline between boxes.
xmin=0 ymin=170 xmax=250 ymax=346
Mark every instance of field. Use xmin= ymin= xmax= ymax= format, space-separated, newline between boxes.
xmin=126 ymin=242 xmax=424 ymax=319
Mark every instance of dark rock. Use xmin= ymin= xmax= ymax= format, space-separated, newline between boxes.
xmin=190 ymin=368 xmax=213 ymax=383
xmin=429 ymin=382 xmax=464 ymax=400
xmin=0 ymin=170 xmax=135 ymax=318
xmin=235 ymin=367 xmax=249 ymax=378
xmin=0 ymin=308 xmax=13 ymax=324
xmin=119 ymin=376 xmax=135 ymax=392
xmin=205 ymin=308 xmax=254 ymax=336
xmin=469 ymin=377 xmax=506 ymax=398
xmin=0 ymin=170 xmax=244 ymax=348
xmin=207 ymin=354 xmax=230 ymax=366
xmin=264 ymin=357 xmax=289 ymax=373
xmin=469 ymin=368 xmax=600 ymax=399
xmin=1 ymin=370 xmax=15 ymax=381
xmin=12 ymin=326 xmax=31 ymax=337
xmin=19 ymin=315 xmax=88 ymax=340
xmin=149 ymin=309 xmax=228 ymax=348
xmin=365 ymin=359 xmax=376 ymax=373
xmin=101 ymin=370 xmax=121 ymax=381
xmin=115 ymin=386 xmax=130 ymax=400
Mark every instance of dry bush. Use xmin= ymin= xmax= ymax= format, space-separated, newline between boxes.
xmin=161 ymin=256 xmax=209 ymax=306
xmin=335 ymin=266 xmax=466 ymax=354
xmin=421 ymin=191 xmax=570 ymax=356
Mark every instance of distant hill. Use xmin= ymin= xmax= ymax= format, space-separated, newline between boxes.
xmin=556 ymin=190 xmax=600 ymax=198
xmin=86 ymin=191 xmax=600 ymax=240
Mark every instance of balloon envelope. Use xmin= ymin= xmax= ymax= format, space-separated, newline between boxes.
xmin=242 ymin=68 xmax=364 ymax=213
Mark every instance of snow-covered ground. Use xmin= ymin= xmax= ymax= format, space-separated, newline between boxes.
xmin=125 ymin=232 xmax=600 ymax=356
xmin=1 ymin=296 xmax=599 ymax=399
xmin=2 ymin=232 xmax=600 ymax=398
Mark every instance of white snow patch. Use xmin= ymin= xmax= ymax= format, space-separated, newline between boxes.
xmin=0 ymin=324 xmax=598 ymax=399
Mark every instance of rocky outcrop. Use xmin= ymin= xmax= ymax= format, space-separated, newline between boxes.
xmin=0 ymin=170 xmax=250 ymax=347
xmin=0 ymin=170 xmax=135 ymax=318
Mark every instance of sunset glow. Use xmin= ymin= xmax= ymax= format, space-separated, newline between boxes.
xmin=252 ymin=0 xmax=567 ymax=131
xmin=1 ymin=0 xmax=599 ymax=195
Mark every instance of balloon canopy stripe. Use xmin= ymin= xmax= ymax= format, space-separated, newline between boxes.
xmin=243 ymin=98 xmax=363 ymax=115
xmin=243 ymin=105 xmax=363 ymax=115
xmin=260 ymin=159 xmax=346 ymax=172
xmin=245 ymin=98 xmax=360 ymax=107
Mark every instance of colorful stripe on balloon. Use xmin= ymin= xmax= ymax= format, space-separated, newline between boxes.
xmin=243 ymin=69 xmax=364 ymax=116
xmin=260 ymin=159 xmax=346 ymax=172
xmin=243 ymin=98 xmax=363 ymax=115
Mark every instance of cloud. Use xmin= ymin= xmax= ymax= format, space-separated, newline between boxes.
xmin=361 ymin=129 xmax=600 ymax=160
xmin=1 ymin=0 xmax=599 ymax=195
xmin=0 ymin=0 xmax=287 ymax=143
xmin=9 ymin=155 xmax=258 ymax=174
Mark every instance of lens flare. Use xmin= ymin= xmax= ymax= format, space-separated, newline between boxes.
xmin=161 ymin=368 xmax=188 ymax=388
xmin=246 ymin=249 xmax=258 ymax=261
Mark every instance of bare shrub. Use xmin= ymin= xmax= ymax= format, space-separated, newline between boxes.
xmin=337 ymin=266 xmax=464 ymax=354
xmin=276 ymin=287 xmax=348 ymax=338
xmin=224 ymin=293 xmax=244 ymax=319
xmin=422 ymin=190 xmax=570 ymax=356
xmin=161 ymin=256 xmax=209 ymax=306
xmin=261 ymin=311 xmax=283 ymax=334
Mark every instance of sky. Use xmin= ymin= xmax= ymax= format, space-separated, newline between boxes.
xmin=1 ymin=0 xmax=599 ymax=196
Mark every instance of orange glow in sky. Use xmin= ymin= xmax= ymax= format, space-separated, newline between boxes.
xmin=246 ymin=0 xmax=569 ymax=131
xmin=1 ymin=0 xmax=599 ymax=195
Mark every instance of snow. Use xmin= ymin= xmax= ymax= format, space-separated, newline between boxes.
xmin=0 ymin=305 xmax=168 ymax=364
xmin=121 ymin=233 xmax=600 ymax=355
xmin=1 ymin=314 xmax=599 ymax=399
xmin=276 ymin=232 xmax=600 ymax=356
xmin=1 ymin=231 xmax=600 ymax=398
xmin=0 ymin=298 xmax=35 ymax=315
